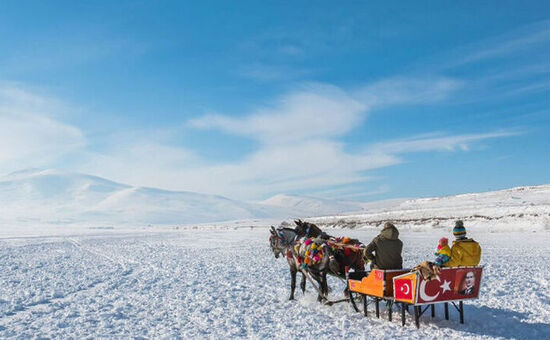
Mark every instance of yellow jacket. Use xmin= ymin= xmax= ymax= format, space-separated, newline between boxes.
xmin=444 ymin=239 xmax=481 ymax=267
xmin=436 ymin=245 xmax=451 ymax=257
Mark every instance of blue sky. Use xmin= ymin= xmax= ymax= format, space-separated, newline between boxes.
xmin=0 ymin=1 xmax=548 ymax=201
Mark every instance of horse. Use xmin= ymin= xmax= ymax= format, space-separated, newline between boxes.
xmin=269 ymin=221 xmax=331 ymax=300
xmin=294 ymin=220 xmax=365 ymax=280
xmin=269 ymin=226 xmax=307 ymax=300
xmin=324 ymin=237 xmax=366 ymax=297
xmin=293 ymin=219 xmax=325 ymax=239
xmin=325 ymin=237 xmax=366 ymax=277
xmin=295 ymin=236 xmax=332 ymax=302
xmin=294 ymin=235 xmax=366 ymax=302
xmin=271 ymin=222 xmax=366 ymax=302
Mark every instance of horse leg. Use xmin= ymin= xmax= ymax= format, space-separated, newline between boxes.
xmin=300 ymin=273 xmax=306 ymax=293
xmin=321 ymin=271 xmax=329 ymax=301
xmin=310 ymin=273 xmax=324 ymax=302
xmin=289 ymin=268 xmax=297 ymax=300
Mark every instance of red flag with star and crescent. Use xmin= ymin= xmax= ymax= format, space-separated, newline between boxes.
xmin=393 ymin=267 xmax=483 ymax=305
xmin=394 ymin=273 xmax=417 ymax=304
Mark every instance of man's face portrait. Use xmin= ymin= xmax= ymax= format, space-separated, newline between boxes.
xmin=465 ymin=272 xmax=475 ymax=288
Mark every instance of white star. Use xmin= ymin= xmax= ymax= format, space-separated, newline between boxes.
xmin=440 ymin=280 xmax=452 ymax=294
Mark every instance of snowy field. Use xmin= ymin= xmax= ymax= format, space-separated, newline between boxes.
xmin=1 ymin=227 xmax=549 ymax=339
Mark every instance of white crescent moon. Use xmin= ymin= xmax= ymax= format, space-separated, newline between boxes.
xmin=419 ymin=280 xmax=440 ymax=302
xmin=401 ymin=282 xmax=410 ymax=295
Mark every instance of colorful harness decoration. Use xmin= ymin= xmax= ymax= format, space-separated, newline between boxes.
xmin=294 ymin=237 xmax=325 ymax=269
xmin=327 ymin=237 xmax=362 ymax=256
xmin=294 ymin=236 xmax=364 ymax=270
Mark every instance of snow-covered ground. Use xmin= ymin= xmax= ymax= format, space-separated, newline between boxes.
xmin=1 ymin=227 xmax=549 ymax=339
xmin=1 ymin=171 xmax=549 ymax=338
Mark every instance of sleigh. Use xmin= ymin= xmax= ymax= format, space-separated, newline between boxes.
xmin=347 ymin=269 xmax=409 ymax=320
xmin=392 ymin=266 xmax=483 ymax=327
xmin=348 ymin=266 xmax=483 ymax=328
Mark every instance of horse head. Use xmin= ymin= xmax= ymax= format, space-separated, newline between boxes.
xmin=294 ymin=219 xmax=324 ymax=238
xmin=269 ymin=226 xmax=282 ymax=258
xmin=269 ymin=226 xmax=297 ymax=259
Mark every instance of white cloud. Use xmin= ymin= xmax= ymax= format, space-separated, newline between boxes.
xmin=0 ymin=78 xmax=518 ymax=201
xmin=68 ymin=124 xmax=204 ymax=189
xmin=0 ymin=84 xmax=85 ymax=174
xmin=203 ymin=140 xmax=398 ymax=197
xmin=115 ymin=78 xmax=508 ymax=199
xmin=85 ymin=127 xmax=519 ymax=200
xmin=76 ymin=137 xmax=398 ymax=199
xmin=460 ymin=20 xmax=550 ymax=64
xmin=366 ymin=130 xmax=523 ymax=154
xmin=355 ymin=77 xmax=462 ymax=108
xmin=189 ymin=83 xmax=367 ymax=144
xmin=189 ymin=77 xmax=460 ymax=146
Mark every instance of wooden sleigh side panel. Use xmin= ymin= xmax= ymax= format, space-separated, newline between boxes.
xmin=393 ymin=266 xmax=483 ymax=305
xmin=348 ymin=269 xmax=409 ymax=298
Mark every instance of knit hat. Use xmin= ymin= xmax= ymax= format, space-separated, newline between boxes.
xmin=453 ymin=220 xmax=467 ymax=239
xmin=437 ymin=237 xmax=448 ymax=250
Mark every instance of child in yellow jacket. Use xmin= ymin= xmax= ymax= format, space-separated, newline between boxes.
xmin=434 ymin=237 xmax=451 ymax=266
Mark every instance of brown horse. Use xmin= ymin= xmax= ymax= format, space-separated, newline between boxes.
xmin=297 ymin=236 xmax=365 ymax=301
xmin=326 ymin=237 xmax=366 ymax=277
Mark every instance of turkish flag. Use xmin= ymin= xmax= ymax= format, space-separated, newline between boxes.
xmin=394 ymin=278 xmax=413 ymax=301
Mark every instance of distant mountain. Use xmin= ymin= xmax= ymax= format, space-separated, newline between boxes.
xmin=1 ymin=169 xmax=548 ymax=232
xmin=309 ymin=185 xmax=550 ymax=232
xmin=259 ymin=193 xmax=366 ymax=216
xmin=0 ymin=169 xmax=363 ymax=226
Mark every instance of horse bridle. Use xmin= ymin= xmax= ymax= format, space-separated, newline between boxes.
xmin=272 ymin=230 xmax=289 ymax=248
xmin=270 ymin=228 xmax=296 ymax=256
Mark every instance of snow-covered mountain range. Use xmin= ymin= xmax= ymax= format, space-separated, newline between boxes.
xmin=309 ymin=185 xmax=550 ymax=232
xmin=0 ymin=168 xmax=548 ymax=232
xmin=0 ymin=169 xmax=366 ymax=227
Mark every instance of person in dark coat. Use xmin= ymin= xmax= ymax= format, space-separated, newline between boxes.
xmin=364 ymin=222 xmax=403 ymax=269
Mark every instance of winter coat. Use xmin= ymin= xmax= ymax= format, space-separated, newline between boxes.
xmin=444 ymin=238 xmax=481 ymax=267
xmin=364 ymin=224 xmax=403 ymax=269
xmin=434 ymin=245 xmax=451 ymax=266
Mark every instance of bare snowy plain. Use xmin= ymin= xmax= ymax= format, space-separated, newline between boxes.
xmin=1 ymin=174 xmax=549 ymax=339
xmin=1 ymin=228 xmax=549 ymax=339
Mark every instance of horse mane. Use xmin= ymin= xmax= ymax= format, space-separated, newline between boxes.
xmin=278 ymin=227 xmax=298 ymax=243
